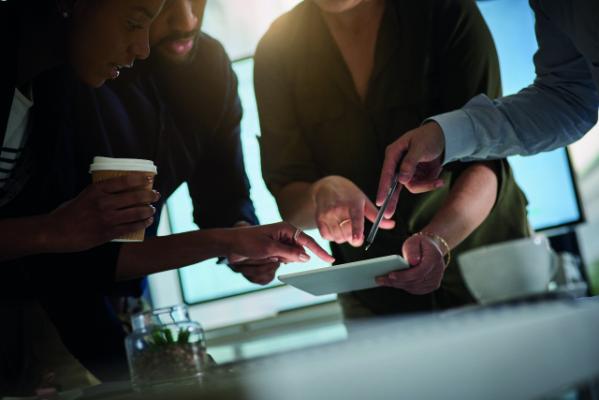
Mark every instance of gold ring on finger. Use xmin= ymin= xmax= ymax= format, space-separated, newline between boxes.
xmin=293 ymin=228 xmax=302 ymax=242
xmin=338 ymin=219 xmax=351 ymax=228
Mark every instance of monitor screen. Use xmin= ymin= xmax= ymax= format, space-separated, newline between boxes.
xmin=508 ymin=152 xmax=582 ymax=231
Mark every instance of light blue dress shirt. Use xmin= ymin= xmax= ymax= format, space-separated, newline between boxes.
xmin=432 ymin=0 xmax=599 ymax=163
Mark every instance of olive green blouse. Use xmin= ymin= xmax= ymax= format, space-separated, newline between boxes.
xmin=255 ymin=0 xmax=530 ymax=314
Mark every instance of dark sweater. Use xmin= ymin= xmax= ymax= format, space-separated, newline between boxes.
xmin=30 ymin=34 xmax=257 ymax=380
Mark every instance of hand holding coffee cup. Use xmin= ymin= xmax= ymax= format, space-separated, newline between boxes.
xmin=89 ymin=157 xmax=158 ymax=242
xmin=458 ymin=236 xmax=560 ymax=304
xmin=46 ymin=169 xmax=158 ymax=252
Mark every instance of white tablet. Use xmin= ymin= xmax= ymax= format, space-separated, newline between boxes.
xmin=278 ymin=255 xmax=409 ymax=296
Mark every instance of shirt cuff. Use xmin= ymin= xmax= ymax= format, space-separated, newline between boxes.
xmin=427 ymin=110 xmax=477 ymax=164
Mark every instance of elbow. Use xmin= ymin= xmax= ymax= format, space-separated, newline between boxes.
xmin=278 ymin=207 xmax=298 ymax=225
xmin=565 ymin=86 xmax=598 ymax=143
xmin=532 ymin=76 xmax=599 ymax=147
xmin=459 ymin=163 xmax=499 ymax=216
xmin=579 ymin=107 xmax=598 ymax=137
xmin=276 ymin=194 xmax=299 ymax=225
xmin=274 ymin=184 xmax=307 ymax=227
xmin=567 ymin=107 xmax=598 ymax=147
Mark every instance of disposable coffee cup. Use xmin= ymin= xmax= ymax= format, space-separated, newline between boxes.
xmin=89 ymin=156 xmax=157 ymax=242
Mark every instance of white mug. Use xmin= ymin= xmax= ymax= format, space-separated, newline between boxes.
xmin=458 ymin=236 xmax=559 ymax=304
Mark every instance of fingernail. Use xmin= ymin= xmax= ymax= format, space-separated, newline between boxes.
xmin=269 ymin=257 xmax=278 ymax=262
xmin=146 ymin=217 xmax=154 ymax=226
xmin=153 ymin=190 xmax=161 ymax=201
xmin=146 ymin=176 xmax=154 ymax=183
xmin=149 ymin=205 xmax=156 ymax=213
xmin=435 ymin=181 xmax=444 ymax=188
xmin=299 ymin=254 xmax=310 ymax=262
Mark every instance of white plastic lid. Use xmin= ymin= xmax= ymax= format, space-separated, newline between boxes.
xmin=89 ymin=156 xmax=157 ymax=174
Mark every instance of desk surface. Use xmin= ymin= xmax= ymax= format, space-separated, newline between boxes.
xmin=42 ymin=296 xmax=599 ymax=400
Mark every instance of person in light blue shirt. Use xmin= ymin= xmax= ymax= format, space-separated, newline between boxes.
xmin=376 ymin=0 xmax=599 ymax=213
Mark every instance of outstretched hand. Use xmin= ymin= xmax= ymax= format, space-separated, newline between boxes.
xmin=313 ymin=176 xmax=395 ymax=247
xmin=225 ymin=222 xmax=334 ymax=273
xmin=226 ymin=221 xmax=283 ymax=285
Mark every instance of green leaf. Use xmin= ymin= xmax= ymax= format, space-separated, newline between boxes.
xmin=164 ymin=328 xmax=174 ymax=344
xmin=151 ymin=330 xmax=167 ymax=346
xmin=178 ymin=329 xmax=190 ymax=344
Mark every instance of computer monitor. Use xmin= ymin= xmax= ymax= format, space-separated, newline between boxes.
xmin=508 ymin=151 xmax=583 ymax=231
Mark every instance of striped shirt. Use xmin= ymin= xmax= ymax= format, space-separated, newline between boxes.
xmin=0 ymin=88 xmax=33 ymax=206
xmin=1 ymin=89 xmax=32 ymax=187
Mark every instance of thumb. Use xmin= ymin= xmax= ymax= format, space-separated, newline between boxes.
xmin=405 ymin=178 xmax=445 ymax=194
xmin=402 ymin=237 xmax=422 ymax=266
xmin=383 ymin=185 xmax=402 ymax=219
xmin=377 ymin=144 xmax=407 ymax=206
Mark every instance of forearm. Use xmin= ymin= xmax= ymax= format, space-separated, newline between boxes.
xmin=0 ymin=215 xmax=54 ymax=261
xmin=115 ymin=229 xmax=230 ymax=280
xmin=423 ymin=163 xmax=498 ymax=249
xmin=433 ymin=0 xmax=599 ymax=164
xmin=434 ymin=87 xmax=598 ymax=163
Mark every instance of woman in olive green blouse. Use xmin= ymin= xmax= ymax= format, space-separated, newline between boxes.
xmin=255 ymin=0 xmax=531 ymax=315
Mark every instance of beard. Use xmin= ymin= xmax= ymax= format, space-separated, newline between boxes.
xmin=153 ymin=30 xmax=200 ymax=64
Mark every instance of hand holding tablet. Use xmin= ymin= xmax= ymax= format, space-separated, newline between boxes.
xmin=278 ymin=255 xmax=410 ymax=296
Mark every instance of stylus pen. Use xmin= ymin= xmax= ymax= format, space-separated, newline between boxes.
xmin=364 ymin=171 xmax=400 ymax=251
